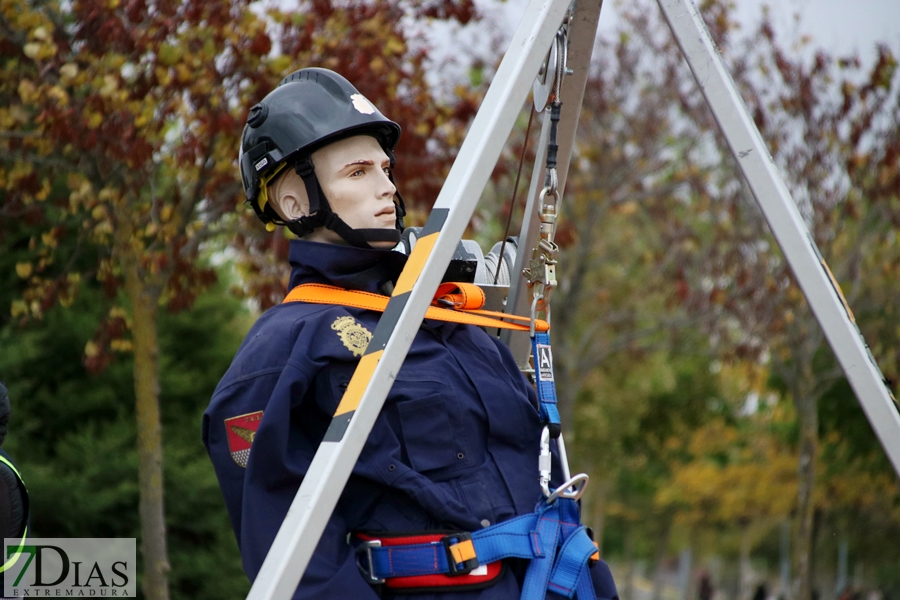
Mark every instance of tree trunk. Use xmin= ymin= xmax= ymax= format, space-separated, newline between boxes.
xmin=678 ymin=547 xmax=693 ymax=600
xmin=652 ymin=516 xmax=674 ymax=600
xmin=589 ymin=479 xmax=608 ymax=556
xmin=624 ymin=524 xmax=636 ymax=600
xmin=779 ymin=519 xmax=791 ymax=600
xmin=793 ymin=385 xmax=817 ymax=600
xmin=738 ymin=519 xmax=753 ymax=600
xmin=835 ymin=536 xmax=848 ymax=595
xmin=125 ymin=264 xmax=171 ymax=600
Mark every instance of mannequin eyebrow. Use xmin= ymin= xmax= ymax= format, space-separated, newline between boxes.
xmin=343 ymin=159 xmax=391 ymax=169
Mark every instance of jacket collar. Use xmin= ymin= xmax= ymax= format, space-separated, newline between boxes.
xmin=288 ymin=239 xmax=407 ymax=293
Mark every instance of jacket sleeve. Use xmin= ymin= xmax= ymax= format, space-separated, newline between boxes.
xmin=242 ymin=506 xmax=381 ymax=600
xmin=232 ymin=357 xmax=381 ymax=600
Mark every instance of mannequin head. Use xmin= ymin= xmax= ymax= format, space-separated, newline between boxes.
xmin=239 ymin=68 xmax=404 ymax=247
xmin=267 ymin=135 xmax=398 ymax=249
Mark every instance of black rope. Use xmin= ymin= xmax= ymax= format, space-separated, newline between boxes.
xmin=493 ymin=107 xmax=536 ymax=284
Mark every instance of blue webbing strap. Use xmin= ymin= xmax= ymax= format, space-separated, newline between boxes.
xmin=531 ymin=331 xmax=560 ymax=428
xmin=520 ymin=500 xmax=562 ymax=599
xmin=368 ymin=512 xmax=539 ymax=577
xmin=364 ymin=498 xmax=597 ymax=599
xmin=548 ymin=526 xmax=596 ymax=598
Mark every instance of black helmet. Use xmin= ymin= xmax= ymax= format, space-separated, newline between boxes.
xmin=239 ymin=68 xmax=405 ymax=247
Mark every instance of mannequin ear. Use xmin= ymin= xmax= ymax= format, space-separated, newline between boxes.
xmin=273 ymin=189 xmax=310 ymax=221
xmin=267 ymin=171 xmax=310 ymax=221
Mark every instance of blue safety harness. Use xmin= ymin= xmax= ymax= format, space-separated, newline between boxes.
xmin=532 ymin=331 xmax=561 ymax=434
xmin=357 ymin=331 xmax=599 ymax=599
xmin=358 ymin=495 xmax=597 ymax=599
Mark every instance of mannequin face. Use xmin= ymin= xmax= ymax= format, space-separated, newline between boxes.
xmin=267 ymin=135 xmax=397 ymax=248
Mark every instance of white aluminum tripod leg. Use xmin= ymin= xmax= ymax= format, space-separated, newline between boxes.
xmin=656 ymin=0 xmax=900 ymax=476
xmin=244 ymin=1 xmax=572 ymax=599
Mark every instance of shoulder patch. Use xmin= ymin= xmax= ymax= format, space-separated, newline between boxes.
xmin=331 ymin=316 xmax=372 ymax=357
xmin=225 ymin=410 xmax=263 ymax=468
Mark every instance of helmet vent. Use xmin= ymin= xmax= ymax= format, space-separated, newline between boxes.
xmin=248 ymin=103 xmax=269 ymax=128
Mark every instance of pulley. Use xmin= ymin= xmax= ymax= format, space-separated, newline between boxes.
xmin=532 ymin=20 xmax=569 ymax=112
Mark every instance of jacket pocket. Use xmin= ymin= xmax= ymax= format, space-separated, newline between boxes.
xmin=397 ymin=394 xmax=465 ymax=474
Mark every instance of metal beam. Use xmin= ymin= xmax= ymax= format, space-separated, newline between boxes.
xmin=244 ymin=1 xmax=573 ymax=598
xmin=657 ymin=0 xmax=900 ymax=476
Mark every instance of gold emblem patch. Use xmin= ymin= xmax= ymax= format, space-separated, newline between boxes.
xmin=224 ymin=410 xmax=263 ymax=468
xmin=331 ymin=316 xmax=372 ymax=357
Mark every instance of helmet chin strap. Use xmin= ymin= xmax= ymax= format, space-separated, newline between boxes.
xmin=279 ymin=157 xmax=404 ymax=249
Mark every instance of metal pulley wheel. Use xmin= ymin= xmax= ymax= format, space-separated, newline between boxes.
xmin=532 ymin=26 xmax=568 ymax=112
xmin=532 ymin=38 xmax=559 ymax=112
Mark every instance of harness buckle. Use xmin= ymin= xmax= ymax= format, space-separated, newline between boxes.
xmin=441 ymin=532 xmax=479 ymax=576
xmin=355 ymin=539 xmax=385 ymax=585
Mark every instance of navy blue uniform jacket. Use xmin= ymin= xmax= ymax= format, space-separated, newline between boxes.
xmin=203 ymin=239 xmax=618 ymax=600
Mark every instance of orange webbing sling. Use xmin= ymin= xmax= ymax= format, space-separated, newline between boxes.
xmin=283 ymin=282 xmax=549 ymax=332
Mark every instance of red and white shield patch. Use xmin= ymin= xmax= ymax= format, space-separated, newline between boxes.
xmin=224 ymin=411 xmax=263 ymax=468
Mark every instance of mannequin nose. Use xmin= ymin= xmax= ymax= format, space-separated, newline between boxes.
xmin=380 ymin=171 xmax=397 ymax=198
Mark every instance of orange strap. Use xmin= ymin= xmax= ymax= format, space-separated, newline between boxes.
xmin=283 ymin=282 xmax=549 ymax=332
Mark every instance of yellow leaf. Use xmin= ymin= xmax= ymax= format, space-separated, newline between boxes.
xmin=100 ymin=75 xmax=118 ymax=97
xmin=15 ymin=262 xmax=32 ymax=278
xmin=18 ymin=80 xmax=37 ymax=103
xmin=158 ymin=44 xmax=181 ymax=67
xmin=86 ymin=111 xmax=103 ymax=129
xmin=59 ymin=63 xmax=79 ymax=81
xmin=10 ymin=300 xmax=28 ymax=318
xmin=383 ymin=37 xmax=404 ymax=56
xmin=9 ymin=104 xmax=29 ymax=124
xmin=23 ymin=42 xmax=40 ymax=59
xmin=176 ymin=64 xmax=191 ymax=83
xmin=155 ymin=66 xmax=172 ymax=86
xmin=268 ymin=55 xmax=291 ymax=75
xmin=111 ymin=339 xmax=133 ymax=352
xmin=617 ymin=201 xmax=638 ymax=215
xmin=48 ymin=85 xmax=68 ymax=106
xmin=85 ymin=340 xmax=100 ymax=357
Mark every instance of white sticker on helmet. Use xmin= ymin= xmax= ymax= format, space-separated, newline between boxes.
xmin=351 ymin=94 xmax=376 ymax=115
xmin=254 ymin=157 xmax=268 ymax=171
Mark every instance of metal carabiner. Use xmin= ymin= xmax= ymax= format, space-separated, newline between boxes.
xmin=539 ymin=425 xmax=553 ymax=498
xmin=546 ymin=473 xmax=589 ymax=504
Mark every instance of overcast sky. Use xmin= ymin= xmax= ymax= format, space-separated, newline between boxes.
xmin=495 ymin=0 xmax=900 ymax=64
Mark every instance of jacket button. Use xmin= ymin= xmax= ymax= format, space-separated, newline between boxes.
xmin=388 ymin=464 xmax=395 ymax=471
xmin=457 ymin=453 xmax=464 ymax=459
xmin=480 ymin=519 xmax=491 ymax=528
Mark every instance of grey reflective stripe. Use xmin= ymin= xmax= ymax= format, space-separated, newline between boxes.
xmin=0 ymin=455 xmax=28 ymax=573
